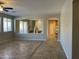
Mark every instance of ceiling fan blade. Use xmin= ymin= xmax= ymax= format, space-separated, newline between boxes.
xmin=3 ymin=9 xmax=8 ymax=12
xmin=3 ymin=7 xmax=13 ymax=10
xmin=0 ymin=1 xmax=14 ymax=12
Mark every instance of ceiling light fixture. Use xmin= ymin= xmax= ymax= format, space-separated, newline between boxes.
xmin=0 ymin=1 xmax=4 ymax=12
xmin=0 ymin=6 xmax=3 ymax=11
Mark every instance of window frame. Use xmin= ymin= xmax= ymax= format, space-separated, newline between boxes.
xmin=19 ymin=21 xmax=28 ymax=34
xmin=3 ymin=17 xmax=13 ymax=32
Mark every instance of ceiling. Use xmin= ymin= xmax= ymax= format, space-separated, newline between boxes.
xmin=0 ymin=0 xmax=66 ymax=17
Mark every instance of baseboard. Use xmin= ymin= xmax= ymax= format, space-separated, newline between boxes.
xmin=59 ymin=40 xmax=68 ymax=59
xmin=15 ymin=38 xmax=46 ymax=41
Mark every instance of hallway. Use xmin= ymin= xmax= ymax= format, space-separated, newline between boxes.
xmin=0 ymin=40 xmax=67 ymax=59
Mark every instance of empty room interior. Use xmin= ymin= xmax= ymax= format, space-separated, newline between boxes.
xmin=0 ymin=0 xmax=72 ymax=59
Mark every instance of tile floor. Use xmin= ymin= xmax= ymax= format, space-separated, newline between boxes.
xmin=0 ymin=39 xmax=67 ymax=59
xmin=31 ymin=39 xmax=67 ymax=59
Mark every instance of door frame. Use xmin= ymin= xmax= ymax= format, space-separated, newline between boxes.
xmin=47 ymin=18 xmax=60 ymax=41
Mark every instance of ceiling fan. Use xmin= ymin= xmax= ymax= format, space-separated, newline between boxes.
xmin=0 ymin=1 xmax=14 ymax=12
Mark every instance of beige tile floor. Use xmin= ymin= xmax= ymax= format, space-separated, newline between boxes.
xmin=31 ymin=39 xmax=67 ymax=59
xmin=0 ymin=39 xmax=67 ymax=59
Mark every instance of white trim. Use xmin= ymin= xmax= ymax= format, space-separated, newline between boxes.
xmin=15 ymin=38 xmax=46 ymax=41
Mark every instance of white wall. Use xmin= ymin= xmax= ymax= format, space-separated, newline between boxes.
xmin=60 ymin=0 xmax=72 ymax=59
xmin=14 ymin=18 xmax=47 ymax=41
xmin=14 ymin=15 xmax=59 ymax=41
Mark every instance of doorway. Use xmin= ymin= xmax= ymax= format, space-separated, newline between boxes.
xmin=48 ymin=20 xmax=59 ymax=40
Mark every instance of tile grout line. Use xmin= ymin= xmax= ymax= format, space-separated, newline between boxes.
xmin=28 ymin=41 xmax=44 ymax=59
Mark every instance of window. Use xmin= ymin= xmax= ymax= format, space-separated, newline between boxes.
xmin=3 ymin=18 xmax=12 ymax=32
xmin=19 ymin=21 xmax=28 ymax=34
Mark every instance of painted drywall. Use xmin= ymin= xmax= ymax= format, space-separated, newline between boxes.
xmin=14 ymin=19 xmax=47 ymax=41
xmin=14 ymin=13 xmax=60 ymax=41
xmin=14 ymin=15 xmax=59 ymax=41
xmin=60 ymin=0 xmax=72 ymax=59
